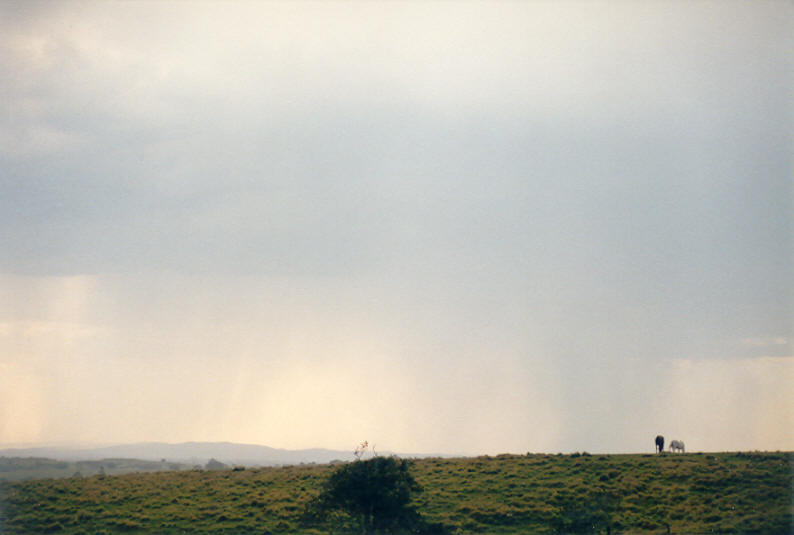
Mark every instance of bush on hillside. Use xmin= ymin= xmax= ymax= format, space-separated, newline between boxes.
xmin=305 ymin=456 xmax=448 ymax=535
xmin=205 ymin=458 xmax=228 ymax=470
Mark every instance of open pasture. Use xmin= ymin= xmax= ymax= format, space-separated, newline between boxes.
xmin=0 ymin=451 xmax=790 ymax=534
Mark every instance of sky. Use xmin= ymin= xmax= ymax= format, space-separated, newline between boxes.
xmin=0 ymin=1 xmax=792 ymax=456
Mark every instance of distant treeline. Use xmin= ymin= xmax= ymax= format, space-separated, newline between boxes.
xmin=0 ymin=456 xmax=190 ymax=481
xmin=0 ymin=457 xmax=69 ymax=472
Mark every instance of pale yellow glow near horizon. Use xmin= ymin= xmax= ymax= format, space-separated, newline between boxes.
xmin=665 ymin=356 xmax=794 ymax=451
xmin=0 ymin=362 xmax=46 ymax=443
xmin=0 ymin=273 xmax=562 ymax=453
xmin=1 ymin=274 xmax=792 ymax=453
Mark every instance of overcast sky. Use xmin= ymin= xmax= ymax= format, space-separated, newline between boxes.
xmin=1 ymin=1 xmax=792 ymax=455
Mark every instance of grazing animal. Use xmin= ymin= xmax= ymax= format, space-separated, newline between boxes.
xmin=670 ymin=440 xmax=685 ymax=453
xmin=655 ymin=435 xmax=664 ymax=453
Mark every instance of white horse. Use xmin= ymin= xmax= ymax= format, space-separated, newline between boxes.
xmin=669 ymin=440 xmax=685 ymax=453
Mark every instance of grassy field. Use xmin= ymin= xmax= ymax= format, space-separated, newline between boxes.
xmin=0 ymin=451 xmax=790 ymax=534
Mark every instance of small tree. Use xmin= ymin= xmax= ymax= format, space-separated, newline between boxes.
xmin=354 ymin=440 xmax=372 ymax=461
xmin=307 ymin=455 xmax=446 ymax=535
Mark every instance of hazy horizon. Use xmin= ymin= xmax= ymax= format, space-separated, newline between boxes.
xmin=1 ymin=437 xmax=791 ymax=457
xmin=1 ymin=1 xmax=792 ymax=456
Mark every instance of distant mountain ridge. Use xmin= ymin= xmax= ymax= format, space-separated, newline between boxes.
xmin=0 ymin=442 xmax=437 ymax=467
xmin=0 ymin=442 xmax=355 ymax=466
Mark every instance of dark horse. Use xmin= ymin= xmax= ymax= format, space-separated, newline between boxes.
xmin=655 ymin=435 xmax=664 ymax=453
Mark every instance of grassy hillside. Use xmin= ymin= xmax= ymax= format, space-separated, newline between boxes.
xmin=0 ymin=452 xmax=790 ymax=534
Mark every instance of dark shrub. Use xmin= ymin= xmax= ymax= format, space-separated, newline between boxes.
xmin=306 ymin=456 xmax=448 ymax=535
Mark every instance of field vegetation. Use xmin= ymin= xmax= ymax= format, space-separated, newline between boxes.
xmin=0 ymin=451 xmax=790 ymax=534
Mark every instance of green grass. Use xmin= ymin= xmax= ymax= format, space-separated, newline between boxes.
xmin=1 ymin=452 xmax=791 ymax=534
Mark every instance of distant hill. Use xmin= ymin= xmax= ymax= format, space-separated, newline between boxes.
xmin=0 ymin=442 xmax=430 ymax=467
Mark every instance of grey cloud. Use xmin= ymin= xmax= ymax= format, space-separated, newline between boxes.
xmin=1 ymin=1 xmax=792 ymax=453
xmin=0 ymin=6 xmax=790 ymax=361
xmin=3 ymin=101 xmax=790 ymax=348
